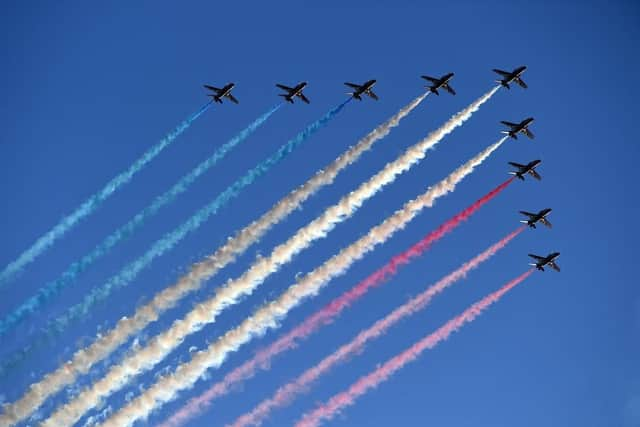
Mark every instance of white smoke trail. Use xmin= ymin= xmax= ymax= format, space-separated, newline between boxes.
xmin=0 ymin=93 xmax=427 ymax=426
xmin=99 ymin=136 xmax=508 ymax=427
xmin=41 ymin=87 xmax=498 ymax=427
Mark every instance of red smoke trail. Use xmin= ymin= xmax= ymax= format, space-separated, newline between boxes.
xmin=295 ymin=269 xmax=535 ymax=427
xmin=159 ymin=178 xmax=514 ymax=427
xmin=229 ymin=227 xmax=524 ymax=427
xmin=160 ymin=179 xmax=515 ymax=427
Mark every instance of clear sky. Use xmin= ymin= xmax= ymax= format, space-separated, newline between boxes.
xmin=0 ymin=1 xmax=638 ymax=426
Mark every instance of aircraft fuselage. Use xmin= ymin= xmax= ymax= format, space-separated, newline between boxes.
xmin=286 ymin=82 xmax=307 ymax=102
xmin=355 ymin=80 xmax=376 ymax=98
xmin=535 ymin=252 xmax=560 ymax=271
xmin=215 ymin=83 xmax=234 ymax=102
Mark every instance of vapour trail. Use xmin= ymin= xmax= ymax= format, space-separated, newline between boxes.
xmin=0 ymin=100 xmax=348 ymax=427
xmin=0 ymin=93 xmax=428 ymax=424
xmin=98 ymin=135 xmax=507 ymax=427
xmin=231 ymin=226 xmax=524 ymax=427
xmin=295 ymin=269 xmax=535 ymax=427
xmin=0 ymin=102 xmax=212 ymax=287
xmin=0 ymin=105 xmax=281 ymax=337
xmin=45 ymin=88 xmax=497 ymax=427
xmin=161 ymin=177 xmax=514 ymax=427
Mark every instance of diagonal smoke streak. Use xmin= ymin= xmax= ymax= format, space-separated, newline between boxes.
xmin=0 ymin=102 xmax=212 ymax=287
xmin=0 ymin=93 xmax=427 ymax=425
xmin=0 ymin=100 xmax=348 ymax=427
xmin=230 ymin=226 xmax=524 ymax=427
xmin=46 ymin=88 xmax=497 ymax=427
xmin=45 ymin=88 xmax=497 ymax=427
xmin=295 ymin=269 xmax=535 ymax=427
xmin=99 ymin=135 xmax=508 ymax=427
xmin=0 ymin=105 xmax=281 ymax=338
xmin=161 ymin=177 xmax=514 ymax=427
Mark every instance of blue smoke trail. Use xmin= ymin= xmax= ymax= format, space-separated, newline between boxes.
xmin=0 ymin=105 xmax=281 ymax=338
xmin=0 ymin=102 xmax=213 ymax=287
xmin=0 ymin=99 xmax=349 ymax=378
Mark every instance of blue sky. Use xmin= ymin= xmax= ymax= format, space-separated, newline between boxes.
xmin=1 ymin=1 xmax=638 ymax=426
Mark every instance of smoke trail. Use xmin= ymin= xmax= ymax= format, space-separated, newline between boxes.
xmin=0 ymin=93 xmax=428 ymax=424
xmin=42 ymin=89 xmax=497 ymax=427
xmin=0 ymin=101 xmax=348 ymax=427
xmin=0 ymin=106 xmax=281 ymax=338
xmin=0 ymin=102 xmax=212 ymax=287
xmin=97 ymin=136 xmax=507 ymax=427
xmin=230 ymin=227 xmax=524 ymax=427
xmin=161 ymin=178 xmax=514 ymax=427
xmin=295 ymin=269 xmax=535 ymax=427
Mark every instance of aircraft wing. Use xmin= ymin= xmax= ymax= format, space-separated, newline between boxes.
xmin=528 ymin=254 xmax=545 ymax=261
xmin=276 ymin=84 xmax=293 ymax=91
xmin=443 ymin=84 xmax=456 ymax=95
xmin=367 ymin=90 xmax=379 ymax=100
xmin=519 ymin=211 xmax=536 ymax=218
xmin=529 ymin=169 xmax=542 ymax=180
xmin=344 ymin=82 xmax=362 ymax=89
xmin=508 ymin=161 xmax=525 ymax=168
xmin=522 ymin=128 xmax=535 ymax=139
xmin=204 ymin=85 xmax=221 ymax=92
xmin=226 ymin=94 xmax=239 ymax=104
xmin=501 ymin=121 xmax=518 ymax=127
xmin=493 ymin=69 xmax=511 ymax=77
xmin=298 ymin=92 xmax=310 ymax=104
xmin=515 ymin=78 xmax=528 ymax=88
xmin=540 ymin=218 xmax=552 ymax=228
xmin=549 ymin=261 xmax=561 ymax=272
xmin=421 ymin=76 xmax=440 ymax=84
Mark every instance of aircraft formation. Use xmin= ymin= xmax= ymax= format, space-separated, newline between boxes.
xmin=203 ymin=66 xmax=558 ymax=271
xmin=202 ymin=68 xmax=525 ymax=104
xmin=0 ymin=64 xmax=563 ymax=427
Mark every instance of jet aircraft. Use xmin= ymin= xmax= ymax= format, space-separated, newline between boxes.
xmin=520 ymin=208 xmax=553 ymax=228
xmin=501 ymin=117 xmax=535 ymax=139
xmin=344 ymin=80 xmax=378 ymax=101
xmin=528 ymin=252 xmax=561 ymax=272
xmin=203 ymin=83 xmax=238 ymax=104
xmin=493 ymin=66 xmax=528 ymax=89
xmin=276 ymin=82 xmax=310 ymax=104
xmin=509 ymin=160 xmax=542 ymax=181
xmin=421 ymin=73 xmax=455 ymax=95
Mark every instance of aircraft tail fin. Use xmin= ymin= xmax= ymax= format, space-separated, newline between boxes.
xmin=501 ymin=131 xmax=516 ymax=139
xmin=529 ymin=263 xmax=544 ymax=271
